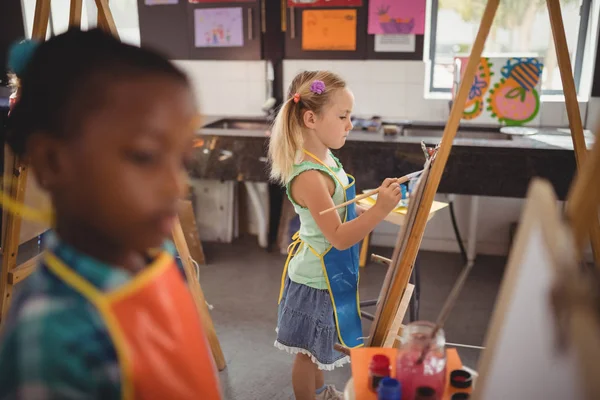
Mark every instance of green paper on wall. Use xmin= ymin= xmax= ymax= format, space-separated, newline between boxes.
xmin=302 ymin=9 xmax=357 ymax=51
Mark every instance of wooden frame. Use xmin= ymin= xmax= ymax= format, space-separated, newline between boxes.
xmin=365 ymin=0 xmax=600 ymax=347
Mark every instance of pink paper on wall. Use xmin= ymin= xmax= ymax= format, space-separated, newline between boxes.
xmin=367 ymin=0 xmax=426 ymax=35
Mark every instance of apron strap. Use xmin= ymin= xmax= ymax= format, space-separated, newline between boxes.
xmin=302 ymin=149 xmax=346 ymax=191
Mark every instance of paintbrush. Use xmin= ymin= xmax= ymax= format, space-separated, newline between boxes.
xmin=318 ymin=169 xmax=424 ymax=216
xmin=415 ymin=260 xmax=476 ymax=365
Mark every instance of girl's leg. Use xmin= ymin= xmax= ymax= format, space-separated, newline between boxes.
xmin=315 ymin=368 xmax=325 ymax=392
xmin=292 ymin=353 xmax=317 ymax=400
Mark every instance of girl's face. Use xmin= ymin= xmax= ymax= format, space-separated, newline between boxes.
xmin=312 ymin=88 xmax=354 ymax=150
xmin=32 ymin=74 xmax=198 ymax=254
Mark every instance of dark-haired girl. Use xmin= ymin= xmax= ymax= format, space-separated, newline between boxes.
xmin=0 ymin=28 xmax=221 ymax=400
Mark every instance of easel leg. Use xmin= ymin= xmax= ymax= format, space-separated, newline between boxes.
xmin=383 ymin=283 xmax=414 ymax=348
xmin=408 ymin=257 xmax=421 ymax=322
xmin=0 ymin=159 xmax=29 ymax=325
xmin=172 ymin=217 xmax=226 ymax=371
xmin=359 ymin=233 xmax=370 ymax=268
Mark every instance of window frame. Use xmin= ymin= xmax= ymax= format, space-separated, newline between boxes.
xmin=427 ymin=0 xmax=593 ymax=96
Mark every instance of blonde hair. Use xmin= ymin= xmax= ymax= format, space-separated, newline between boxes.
xmin=268 ymin=70 xmax=347 ymax=185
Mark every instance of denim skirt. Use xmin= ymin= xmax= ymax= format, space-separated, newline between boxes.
xmin=274 ymin=277 xmax=350 ymax=370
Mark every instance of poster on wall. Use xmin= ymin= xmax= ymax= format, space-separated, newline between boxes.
xmin=452 ymin=56 xmax=544 ymax=126
xmin=288 ymin=0 xmax=362 ymax=6
xmin=302 ymin=9 xmax=357 ymax=51
xmin=194 ymin=7 xmax=244 ymax=48
xmin=367 ymin=0 xmax=426 ymax=35
xmin=145 ymin=0 xmax=178 ymax=5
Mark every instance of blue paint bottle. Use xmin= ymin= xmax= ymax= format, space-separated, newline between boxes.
xmin=378 ymin=377 xmax=402 ymax=400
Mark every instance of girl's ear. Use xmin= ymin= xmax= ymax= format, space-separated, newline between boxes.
xmin=27 ymin=133 xmax=74 ymax=191
xmin=303 ymin=110 xmax=317 ymax=130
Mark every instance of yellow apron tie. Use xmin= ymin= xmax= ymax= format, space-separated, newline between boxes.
xmin=278 ymin=232 xmax=303 ymax=303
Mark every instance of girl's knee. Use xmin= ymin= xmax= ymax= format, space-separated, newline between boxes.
xmin=296 ymin=353 xmax=311 ymax=362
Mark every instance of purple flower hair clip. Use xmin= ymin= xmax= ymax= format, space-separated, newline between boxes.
xmin=310 ymin=80 xmax=326 ymax=95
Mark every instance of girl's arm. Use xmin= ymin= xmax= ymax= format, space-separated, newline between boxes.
xmin=291 ymin=171 xmax=401 ymax=250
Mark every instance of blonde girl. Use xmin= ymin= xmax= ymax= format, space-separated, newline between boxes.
xmin=269 ymin=70 xmax=401 ymax=400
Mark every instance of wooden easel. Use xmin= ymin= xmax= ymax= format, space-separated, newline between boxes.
xmin=0 ymin=0 xmax=225 ymax=371
xmin=366 ymin=0 xmax=600 ymax=347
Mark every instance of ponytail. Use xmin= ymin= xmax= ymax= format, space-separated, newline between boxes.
xmin=268 ymin=98 xmax=304 ymax=185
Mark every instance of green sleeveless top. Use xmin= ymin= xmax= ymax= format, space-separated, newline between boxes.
xmin=285 ymin=153 xmax=349 ymax=290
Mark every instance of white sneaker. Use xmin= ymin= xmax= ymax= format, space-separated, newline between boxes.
xmin=315 ymin=385 xmax=344 ymax=400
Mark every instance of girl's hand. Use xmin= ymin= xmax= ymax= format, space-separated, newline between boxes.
xmin=374 ymin=178 xmax=402 ymax=216
xmin=356 ymin=204 xmax=367 ymax=216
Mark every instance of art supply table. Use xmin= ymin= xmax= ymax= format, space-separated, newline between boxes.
xmin=344 ymin=347 xmax=473 ymax=400
xmin=357 ymin=196 xmax=449 ymax=227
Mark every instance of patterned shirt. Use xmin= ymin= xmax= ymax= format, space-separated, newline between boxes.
xmin=0 ymin=233 xmax=183 ymax=400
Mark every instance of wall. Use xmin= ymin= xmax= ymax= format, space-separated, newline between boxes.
xmin=175 ymin=60 xmax=267 ymax=116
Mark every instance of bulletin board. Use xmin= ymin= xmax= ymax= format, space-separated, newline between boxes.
xmin=284 ymin=6 xmax=368 ymax=59
xmin=284 ymin=0 xmax=425 ymax=61
xmin=137 ymin=0 xmax=263 ymax=61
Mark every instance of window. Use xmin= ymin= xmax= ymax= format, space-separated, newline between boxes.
xmin=428 ymin=0 xmax=593 ymax=95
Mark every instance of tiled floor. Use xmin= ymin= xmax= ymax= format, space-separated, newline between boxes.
xmin=199 ymin=238 xmax=507 ymax=400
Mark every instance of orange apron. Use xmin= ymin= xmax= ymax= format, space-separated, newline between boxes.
xmin=44 ymin=250 xmax=222 ymax=400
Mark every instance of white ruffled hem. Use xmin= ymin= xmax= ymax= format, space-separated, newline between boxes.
xmin=274 ymin=340 xmax=351 ymax=371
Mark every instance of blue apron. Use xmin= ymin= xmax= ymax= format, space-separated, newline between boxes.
xmin=279 ymin=151 xmax=363 ymax=349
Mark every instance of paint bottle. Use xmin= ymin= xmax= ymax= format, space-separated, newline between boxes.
xmin=369 ymin=354 xmax=391 ymax=392
xmin=395 ymin=321 xmax=446 ymax=400
xmin=377 ymin=377 xmax=402 ymax=400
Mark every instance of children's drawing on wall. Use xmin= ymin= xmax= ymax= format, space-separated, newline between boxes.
xmin=301 ymin=9 xmax=357 ymax=51
xmin=194 ymin=7 xmax=244 ymax=48
xmin=367 ymin=0 xmax=426 ymax=35
xmin=453 ymin=57 xmax=544 ymax=126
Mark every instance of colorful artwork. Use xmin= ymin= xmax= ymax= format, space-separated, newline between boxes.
xmin=367 ymin=0 xmax=426 ymax=35
xmin=487 ymin=58 xmax=543 ymax=125
xmin=194 ymin=8 xmax=244 ymax=48
xmin=302 ymin=9 xmax=357 ymax=51
xmin=288 ymin=0 xmax=362 ymax=6
xmin=452 ymin=57 xmax=543 ymax=126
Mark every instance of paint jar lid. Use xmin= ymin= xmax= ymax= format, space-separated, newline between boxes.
xmin=369 ymin=354 xmax=391 ymax=375
xmin=377 ymin=377 xmax=402 ymax=400
xmin=450 ymin=369 xmax=473 ymax=389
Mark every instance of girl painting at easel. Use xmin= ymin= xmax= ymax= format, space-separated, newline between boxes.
xmin=0 ymin=29 xmax=221 ymax=399
xmin=269 ymin=70 xmax=402 ymax=400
